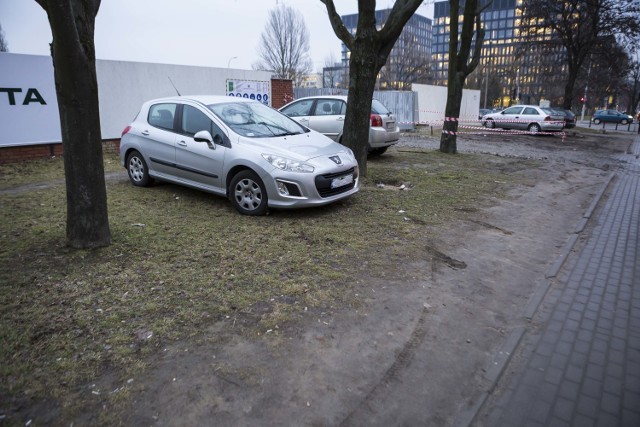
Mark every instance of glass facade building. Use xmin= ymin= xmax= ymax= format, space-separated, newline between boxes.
xmin=433 ymin=0 xmax=567 ymax=107
xmin=332 ymin=9 xmax=433 ymax=89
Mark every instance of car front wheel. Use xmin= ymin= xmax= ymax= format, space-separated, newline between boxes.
xmin=621 ymin=119 xmax=629 ymax=125
xmin=229 ymin=170 xmax=268 ymax=216
xmin=528 ymin=123 xmax=541 ymax=134
xmin=127 ymin=150 xmax=153 ymax=187
xmin=484 ymin=119 xmax=495 ymax=129
xmin=593 ymin=118 xmax=601 ymax=125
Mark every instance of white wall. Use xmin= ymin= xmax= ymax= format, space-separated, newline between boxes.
xmin=412 ymin=83 xmax=481 ymax=125
xmin=0 ymin=53 xmax=273 ymax=147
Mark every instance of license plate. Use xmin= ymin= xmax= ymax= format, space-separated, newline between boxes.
xmin=331 ymin=173 xmax=353 ymax=189
xmin=387 ymin=122 xmax=395 ymax=130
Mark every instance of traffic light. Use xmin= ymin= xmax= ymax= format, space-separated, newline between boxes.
xmin=580 ymin=96 xmax=585 ymax=103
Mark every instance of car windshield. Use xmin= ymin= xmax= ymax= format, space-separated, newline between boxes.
xmin=207 ymin=101 xmax=307 ymax=138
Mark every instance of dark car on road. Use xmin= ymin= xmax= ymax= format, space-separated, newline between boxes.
xmin=592 ymin=110 xmax=633 ymax=125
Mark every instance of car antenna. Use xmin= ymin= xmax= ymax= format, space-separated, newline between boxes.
xmin=168 ymin=77 xmax=181 ymax=96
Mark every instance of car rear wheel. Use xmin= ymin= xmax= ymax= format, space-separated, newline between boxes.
xmin=368 ymin=147 xmax=388 ymax=156
xmin=229 ymin=170 xmax=268 ymax=216
xmin=484 ymin=119 xmax=495 ymax=129
xmin=127 ymin=150 xmax=154 ymax=187
xmin=528 ymin=123 xmax=541 ymax=134
xmin=593 ymin=118 xmax=601 ymax=125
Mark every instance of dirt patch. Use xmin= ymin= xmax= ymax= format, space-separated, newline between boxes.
xmin=86 ymin=131 xmax=631 ymax=427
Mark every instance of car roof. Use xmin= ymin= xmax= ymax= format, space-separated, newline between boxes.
xmin=295 ymin=95 xmax=348 ymax=101
xmin=144 ymin=95 xmax=257 ymax=105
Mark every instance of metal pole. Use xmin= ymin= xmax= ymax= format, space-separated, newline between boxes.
xmin=484 ymin=42 xmax=491 ymax=109
xmin=580 ymin=61 xmax=591 ymax=122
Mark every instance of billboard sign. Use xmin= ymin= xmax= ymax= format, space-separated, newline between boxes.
xmin=226 ymin=79 xmax=271 ymax=105
xmin=0 ymin=54 xmax=61 ymax=147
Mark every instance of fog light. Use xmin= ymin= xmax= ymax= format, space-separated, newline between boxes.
xmin=276 ymin=180 xmax=289 ymax=195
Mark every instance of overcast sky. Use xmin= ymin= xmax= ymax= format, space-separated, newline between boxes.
xmin=0 ymin=0 xmax=434 ymax=72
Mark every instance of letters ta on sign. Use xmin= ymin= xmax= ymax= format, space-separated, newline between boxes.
xmin=0 ymin=88 xmax=47 ymax=105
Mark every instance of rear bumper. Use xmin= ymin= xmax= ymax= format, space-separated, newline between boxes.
xmin=369 ymin=126 xmax=400 ymax=148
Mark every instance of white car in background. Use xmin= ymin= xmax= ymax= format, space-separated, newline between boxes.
xmin=481 ymin=105 xmax=565 ymax=133
xmin=120 ymin=96 xmax=359 ymax=216
xmin=279 ymin=95 xmax=400 ymax=155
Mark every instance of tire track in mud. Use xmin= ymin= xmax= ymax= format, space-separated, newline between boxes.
xmin=338 ymin=304 xmax=431 ymax=426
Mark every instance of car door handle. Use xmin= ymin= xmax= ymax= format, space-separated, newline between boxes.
xmin=141 ymin=130 xmax=150 ymax=136
xmin=300 ymin=118 xmax=309 ymax=122
xmin=177 ymin=140 xmax=187 ymax=146
xmin=337 ymin=117 xmax=345 ymax=121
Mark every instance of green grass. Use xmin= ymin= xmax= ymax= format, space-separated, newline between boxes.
xmin=0 ymin=147 xmax=536 ymax=422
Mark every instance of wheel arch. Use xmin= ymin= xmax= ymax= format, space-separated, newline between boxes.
xmin=225 ymin=165 xmax=255 ymax=195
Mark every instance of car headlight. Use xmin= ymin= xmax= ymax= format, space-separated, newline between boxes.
xmin=262 ymin=154 xmax=315 ymax=173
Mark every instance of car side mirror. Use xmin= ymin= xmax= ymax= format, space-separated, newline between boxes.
xmin=194 ymin=130 xmax=215 ymax=150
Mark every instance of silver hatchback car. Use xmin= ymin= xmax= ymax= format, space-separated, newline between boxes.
xmin=120 ymin=96 xmax=359 ymax=215
xmin=481 ymin=105 xmax=565 ymax=133
xmin=279 ymin=95 xmax=400 ymax=155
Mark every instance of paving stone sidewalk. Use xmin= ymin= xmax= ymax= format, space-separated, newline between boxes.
xmin=477 ymin=137 xmax=640 ymax=427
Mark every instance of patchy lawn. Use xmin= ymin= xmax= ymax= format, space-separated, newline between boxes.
xmin=0 ymin=148 xmax=531 ymax=423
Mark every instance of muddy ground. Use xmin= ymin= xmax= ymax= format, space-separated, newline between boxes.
xmin=86 ymin=129 xmax=637 ymax=426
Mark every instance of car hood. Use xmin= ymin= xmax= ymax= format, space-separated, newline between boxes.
xmin=234 ymin=131 xmax=352 ymax=162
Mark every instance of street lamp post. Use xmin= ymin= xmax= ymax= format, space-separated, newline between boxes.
xmin=227 ymin=56 xmax=238 ymax=68
xmin=483 ymin=42 xmax=492 ymax=109
xmin=580 ymin=60 xmax=592 ymax=122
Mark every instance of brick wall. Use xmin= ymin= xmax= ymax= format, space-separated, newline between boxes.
xmin=271 ymin=79 xmax=294 ymax=108
xmin=0 ymin=139 xmax=121 ymax=164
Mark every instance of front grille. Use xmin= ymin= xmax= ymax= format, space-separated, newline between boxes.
xmin=315 ymin=167 xmax=356 ymax=198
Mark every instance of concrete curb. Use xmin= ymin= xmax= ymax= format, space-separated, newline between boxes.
xmin=454 ymin=171 xmax=617 ymax=427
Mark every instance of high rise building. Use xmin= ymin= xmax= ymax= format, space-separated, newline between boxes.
xmin=327 ymin=9 xmax=433 ymax=90
xmin=433 ymin=0 xmax=567 ymax=108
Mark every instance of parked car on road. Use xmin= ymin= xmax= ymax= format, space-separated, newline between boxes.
xmin=553 ymin=108 xmax=576 ymax=129
xmin=279 ymin=95 xmax=400 ymax=156
xmin=481 ymin=105 xmax=565 ymax=133
xmin=479 ymin=108 xmax=491 ymax=119
xmin=592 ymin=110 xmax=634 ymax=125
xmin=120 ymin=96 xmax=359 ymax=216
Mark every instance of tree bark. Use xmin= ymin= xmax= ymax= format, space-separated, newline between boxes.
xmin=36 ymin=0 xmax=111 ymax=248
xmin=439 ymin=0 xmax=485 ymax=154
xmin=440 ymin=75 xmax=464 ymax=153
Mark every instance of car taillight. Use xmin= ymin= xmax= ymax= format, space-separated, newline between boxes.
xmin=121 ymin=126 xmax=131 ymax=137
xmin=543 ymin=116 xmax=552 ymax=121
xmin=370 ymin=114 xmax=383 ymax=127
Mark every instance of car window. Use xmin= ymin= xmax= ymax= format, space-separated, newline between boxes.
xmin=522 ymin=107 xmax=538 ymax=115
xmin=371 ymin=99 xmax=391 ymax=115
xmin=314 ymin=99 xmax=343 ymax=116
xmin=181 ymin=105 xmax=224 ymax=139
xmin=148 ymin=103 xmax=177 ymax=131
xmin=540 ymin=108 xmax=556 ymax=115
xmin=280 ymin=99 xmax=314 ymax=117
xmin=503 ymin=106 xmax=523 ymax=115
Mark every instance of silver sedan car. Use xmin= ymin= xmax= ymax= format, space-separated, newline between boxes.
xmin=481 ymin=105 xmax=565 ymax=133
xmin=120 ymin=96 xmax=359 ymax=215
xmin=279 ymin=95 xmax=400 ymax=155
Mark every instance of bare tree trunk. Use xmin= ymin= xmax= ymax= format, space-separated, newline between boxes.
xmin=36 ymin=0 xmax=111 ymax=248
xmin=439 ymin=0 xmax=485 ymax=154
xmin=321 ymin=0 xmax=424 ymax=175
xmin=440 ymin=75 xmax=464 ymax=153
xmin=343 ymin=43 xmax=379 ymax=176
